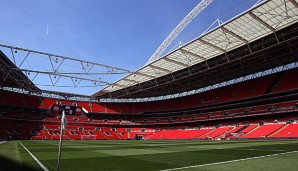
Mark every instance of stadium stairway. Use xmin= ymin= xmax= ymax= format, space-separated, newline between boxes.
xmin=209 ymin=127 xmax=233 ymax=139
xmin=197 ymin=129 xmax=215 ymax=139
xmin=41 ymin=130 xmax=46 ymax=140
xmin=264 ymin=72 xmax=283 ymax=94
xmin=180 ymin=129 xmax=212 ymax=139
xmin=267 ymin=124 xmax=289 ymax=137
xmin=270 ymin=124 xmax=298 ymax=138
xmin=92 ymin=131 xmax=107 ymax=140
xmin=241 ymin=124 xmax=284 ymax=139
xmin=234 ymin=125 xmax=249 ymax=133
xmin=221 ymin=126 xmax=244 ymax=139
xmin=241 ymin=125 xmax=260 ymax=137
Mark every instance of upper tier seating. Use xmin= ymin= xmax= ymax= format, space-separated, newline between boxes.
xmin=272 ymin=69 xmax=298 ymax=93
xmin=1 ymin=68 xmax=298 ymax=115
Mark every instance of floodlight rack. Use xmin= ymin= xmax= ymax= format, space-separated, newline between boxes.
xmin=0 ymin=43 xmax=132 ymax=88
xmin=1 ymin=61 xmax=298 ymax=103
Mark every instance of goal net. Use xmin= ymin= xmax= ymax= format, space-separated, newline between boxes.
xmin=80 ymin=135 xmax=96 ymax=140
xmin=31 ymin=136 xmax=44 ymax=140
xmin=50 ymin=135 xmax=67 ymax=140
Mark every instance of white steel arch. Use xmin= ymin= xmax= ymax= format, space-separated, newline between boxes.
xmin=146 ymin=0 xmax=214 ymax=65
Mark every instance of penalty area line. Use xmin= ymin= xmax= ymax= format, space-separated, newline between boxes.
xmin=18 ymin=141 xmax=49 ymax=171
xmin=160 ymin=150 xmax=298 ymax=171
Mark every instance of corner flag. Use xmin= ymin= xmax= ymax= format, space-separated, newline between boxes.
xmin=61 ymin=110 xmax=67 ymax=130
xmin=58 ymin=110 xmax=66 ymax=171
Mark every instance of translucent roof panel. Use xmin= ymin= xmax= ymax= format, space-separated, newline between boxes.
xmin=126 ymin=74 xmax=151 ymax=82
xmin=153 ymin=58 xmax=185 ymax=72
xmin=255 ymin=0 xmax=298 ymax=30
xmin=183 ymin=40 xmax=222 ymax=59
xmin=105 ymin=85 xmax=122 ymax=92
xmin=168 ymin=51 xmax=191 ymax=65
xmin=139 ymin=67 xmax=166 ymax=78
xmin=201 ymin=29 xmax=244 ymax=51
xmin=117 ymin=79 xmax=134 ymax=87
xmin=225 ymin=14 xmax=272 ymax=42
xmin=97 ymin=0 xmax=298 ymax=96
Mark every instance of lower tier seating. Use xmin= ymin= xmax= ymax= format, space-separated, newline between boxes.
xmin=271 ymin=124 xmax=298 ymax=138
xmin=1 ymin=117 xmax=298 ymax=140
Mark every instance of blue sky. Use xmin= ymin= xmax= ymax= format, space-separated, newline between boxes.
xmin=0 ymin=0 xmax=260 ymax=95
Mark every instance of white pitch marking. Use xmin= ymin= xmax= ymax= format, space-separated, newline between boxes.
xmin=242 ymin=149 xmax=286 ymax=152
xmin=0 ymin=141 xmax=7 ymax=145
xmin=210 ymin=148 xmax=286 ymax=152
xmin=160 ymin=150 xmax=298 ymax=171
xmin=18 ymin=141 xmax=49 ymax=171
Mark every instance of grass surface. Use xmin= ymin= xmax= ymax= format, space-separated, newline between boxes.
xmin=1 ymin=140 xmax=298 ymax=171
xmin=0 ymin=141 xmax=43 ymax=171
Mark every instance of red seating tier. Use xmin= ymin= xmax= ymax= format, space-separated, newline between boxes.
xmin=242 ymin=124 xmax=284 ymax=138
xmin=273 ymin=69 xmax=298 ymax=93
xmin=271 ymin=124 xmax=298 ymax=138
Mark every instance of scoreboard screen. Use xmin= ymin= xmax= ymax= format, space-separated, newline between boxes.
xmin=51 ymin=104 xmax=82 ymax=115
xmin=59 ymin=105 xmax=76 ymax=115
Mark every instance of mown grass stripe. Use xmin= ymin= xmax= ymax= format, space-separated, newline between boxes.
xmin=18 ymin=141 xmax=49 ymax=171
xmin=160 ymin=150 xmax=298 ymax=171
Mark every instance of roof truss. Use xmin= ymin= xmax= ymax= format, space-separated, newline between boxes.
xmin=97 ymin=0 xmax=298 ymax=97
xmin=0 ymin=44 xmax=131 ymax=89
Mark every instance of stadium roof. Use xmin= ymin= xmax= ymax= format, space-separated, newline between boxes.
xmin=93 ymin=0 xmax=298 ymax=98
xmin=0 ymin=51 xmax=39 ymax=91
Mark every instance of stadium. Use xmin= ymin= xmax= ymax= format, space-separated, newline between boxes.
xmin=1 ymin=0 xmax=298 ymax=170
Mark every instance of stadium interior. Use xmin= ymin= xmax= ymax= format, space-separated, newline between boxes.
xmin=0 ymin=0 xmax=298 ymax=142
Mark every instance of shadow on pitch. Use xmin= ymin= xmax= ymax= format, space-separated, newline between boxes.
xmin=0 ymin=155 xmax=42 ymax=171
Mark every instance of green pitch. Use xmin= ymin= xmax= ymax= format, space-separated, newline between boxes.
xmin=1 ymin=140 xmax=298 ymax=171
